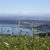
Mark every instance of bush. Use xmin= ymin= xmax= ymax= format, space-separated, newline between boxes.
xmin=0 ymin=32 xmax=50 ymax=50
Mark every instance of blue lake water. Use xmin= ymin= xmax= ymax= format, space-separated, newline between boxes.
xmin=0 ymin=24 xmax=32 ymax=35
xmin=0 ymin=24 xmax=45 ymax=35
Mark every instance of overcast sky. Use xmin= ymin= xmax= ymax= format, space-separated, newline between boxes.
xmin=0 ymin=0 xmax=50 ymax=15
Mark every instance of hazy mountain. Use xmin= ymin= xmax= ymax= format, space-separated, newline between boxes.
xmin=0 ymin=14 xmax=50 ymax=20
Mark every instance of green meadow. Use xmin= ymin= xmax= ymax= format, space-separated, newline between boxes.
xmin=0 ymin=30 xmax=50 ymax=50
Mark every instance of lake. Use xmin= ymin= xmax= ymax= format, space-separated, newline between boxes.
xmin=0 ymin=24 xmax=45 ymax=35
xmin=0 ymin=24 xmax=32 ymax=35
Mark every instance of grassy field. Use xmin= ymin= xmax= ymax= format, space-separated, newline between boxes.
xmin=0 ymin=31 xmax=50 ymax=50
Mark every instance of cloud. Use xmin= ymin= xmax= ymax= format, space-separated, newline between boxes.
xmin=0 ymin=9 xmax=50 ymax=15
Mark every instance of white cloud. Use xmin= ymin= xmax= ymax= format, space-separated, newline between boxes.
xmin=0 ymin=9 xmax=50 ymax=15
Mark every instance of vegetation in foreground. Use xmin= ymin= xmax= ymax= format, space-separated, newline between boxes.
xmin=0 ymin=30 xmax=50 ymax=50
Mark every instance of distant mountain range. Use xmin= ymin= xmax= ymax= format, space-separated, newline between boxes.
xmin=0 ymin=20 xmax=50 ymax=24
xmin=0 ymin=14 xmax=50 ymax=20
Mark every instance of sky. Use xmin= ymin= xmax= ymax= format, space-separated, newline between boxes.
xmin=0 ymin=0 xmax=50 ymax=15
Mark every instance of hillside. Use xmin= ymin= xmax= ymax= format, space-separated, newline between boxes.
xmin=35 ymin=24 xmax=50 ymax=31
